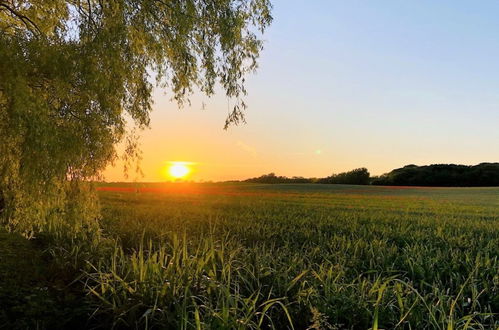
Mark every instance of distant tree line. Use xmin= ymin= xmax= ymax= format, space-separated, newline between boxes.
xmin=244 ymin=168 xmax=370 ymax=185
xmin=243 ymin=163 xmax=499 ymax=186
xmin=371 ymin=163 xmax=499 ymax=186
xmin=316 ymin=168 xmax=370 ymax=185
xmin=244 ymin=173 xmax=314 ymax=184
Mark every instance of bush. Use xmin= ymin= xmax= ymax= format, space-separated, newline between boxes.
xmin=245 ymin=173 xmax=313 ymax=184
xmin=318 ymin=168 xmax=370 ymax=185
xmin=372 ymin=163 xmax=499 ymax=186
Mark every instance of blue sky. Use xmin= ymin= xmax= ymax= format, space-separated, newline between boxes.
xmin=105 ymin=1 xmax=499 ymax=181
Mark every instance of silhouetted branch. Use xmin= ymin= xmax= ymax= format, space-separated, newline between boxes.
xmin=0 ymin=2 xmax=41 ymax=35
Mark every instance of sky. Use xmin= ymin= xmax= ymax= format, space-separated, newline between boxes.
xmin=103 ymin=0 xmax=499 ymax=182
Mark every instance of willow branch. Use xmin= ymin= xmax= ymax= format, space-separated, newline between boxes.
xmin=0 ymin=2 xmax=41 ymax=35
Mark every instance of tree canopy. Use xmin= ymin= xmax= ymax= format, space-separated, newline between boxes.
xmin=317 ymin=168 xmax=370 ymax=185
xmin=243 ymin=168 xmax=372 ymax=185
xmin=372 ymin=163 xmax=499 ymax=186
xmin=244 ymin=173 xmax=313 ymax=184
xmin=0 ymin=0 xmax=272 ymax=235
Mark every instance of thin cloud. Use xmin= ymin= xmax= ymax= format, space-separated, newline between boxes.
xmin=236 ymin=141 xmax=258 ymax=157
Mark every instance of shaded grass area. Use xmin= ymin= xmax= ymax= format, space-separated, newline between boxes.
xmin=0 ymin=230 xmax=94 ymax=329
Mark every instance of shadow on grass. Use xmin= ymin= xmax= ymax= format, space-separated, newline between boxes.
xmin=0 ymin=230 xmax=95 ymax=329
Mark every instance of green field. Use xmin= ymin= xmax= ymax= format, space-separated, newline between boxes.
xmin=2 ymin=183 xmax=498 ymax=329
xmin=92 ymin=183 xmax=499 ymax=329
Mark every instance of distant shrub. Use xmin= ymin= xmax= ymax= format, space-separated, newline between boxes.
xmin=245 ymin=173 xmax=313 ymax=184
xmin=244 ymin=169 xmax=371 ymax=185
xmin=318 ymin=168 xmax=370 ymax=185
xmin=372 ymin=163 xmax=499 ymax=186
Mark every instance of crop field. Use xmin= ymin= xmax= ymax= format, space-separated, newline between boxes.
xmin=87 ymin=183 xmax=499 ymax=329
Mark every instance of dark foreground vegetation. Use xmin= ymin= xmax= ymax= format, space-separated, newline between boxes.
xmin=1 ymin=183 xmax=498 ymax=329
xmin=245 ymin=163 xmax=499 ymax=187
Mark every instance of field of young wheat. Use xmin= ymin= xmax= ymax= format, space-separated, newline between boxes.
xmin=85 ymin=183 xmax=498 ymax=329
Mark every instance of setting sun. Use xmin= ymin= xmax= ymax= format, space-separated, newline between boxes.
xmin=167 ymin=162 xmax=191 ymax=179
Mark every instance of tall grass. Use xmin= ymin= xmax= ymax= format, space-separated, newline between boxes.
xmin=83 ymin=234 xmax=295 ymax=329
xmin=25 ymin=184 xmax=499 ymax=328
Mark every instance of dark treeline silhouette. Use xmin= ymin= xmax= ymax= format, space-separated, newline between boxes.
xmin=244 ymin=168 xmax=370 ymax=185
xmin=317 ymin=168 xmax=370 ymax=185
xmin=244 ymin=173 xmax=314 ymax=184
xmin=243 ymin=163 xmax=499 ymax=186
xmin=372 ymin=163 xmax=499 ymax=186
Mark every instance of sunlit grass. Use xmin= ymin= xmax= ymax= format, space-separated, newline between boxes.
xmin=86 ymin=183 xmax=499 ymax=329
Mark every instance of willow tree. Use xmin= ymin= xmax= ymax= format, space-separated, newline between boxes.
xmin=0 ymin=0 xmax=272 ymax=236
